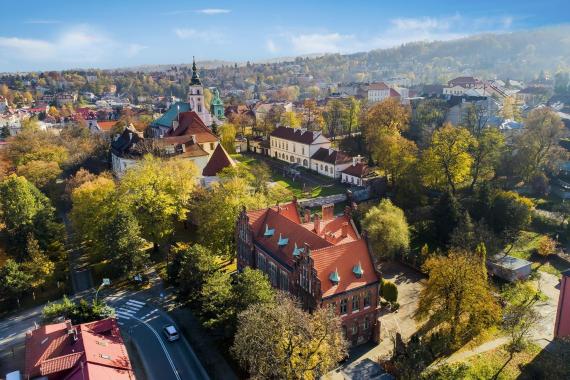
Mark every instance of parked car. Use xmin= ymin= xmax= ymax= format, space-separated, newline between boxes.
xmin=162 ymin=325 xmax=180 ymax=342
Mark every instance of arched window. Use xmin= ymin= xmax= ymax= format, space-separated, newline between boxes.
xmin=303 ymin=159 xmax=308 ymax=167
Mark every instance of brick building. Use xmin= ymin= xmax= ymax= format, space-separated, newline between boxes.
xmin=236 ymin=200 xmax=381 ymax=346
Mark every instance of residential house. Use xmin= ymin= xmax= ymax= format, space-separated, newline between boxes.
xmin=236 ymin=201 xmax=381 ymax=346
xmin=341 ymin=157 xmax=371 ymax=187
xmin=248 ymin=136 xmax=270 ymax=156
xmin=448 ymin=76 xmax=481 ymax=88
xmin=24 ymin=318 xmax=135 ymax=380
xmin=269 ymin=126 xmax=330 ymax=168
xmin=366 ymin=82 xmax=391 ymax=103
xmin=310 ymin=148 xmax=353 ymax=179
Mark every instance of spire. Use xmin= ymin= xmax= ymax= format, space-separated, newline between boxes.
xmin=191 ymin=56 xmax=202 ymax=86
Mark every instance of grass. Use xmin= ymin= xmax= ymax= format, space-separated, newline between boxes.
xmin=507 ymin=231 xmax=570 ymax=277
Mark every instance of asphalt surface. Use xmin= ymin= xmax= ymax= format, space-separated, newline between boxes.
xmin=108 ymin=297 xmax=209 ymax=380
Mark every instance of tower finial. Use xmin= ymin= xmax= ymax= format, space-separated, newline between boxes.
xmin=190 ymin=56 xmax=201 ymax=85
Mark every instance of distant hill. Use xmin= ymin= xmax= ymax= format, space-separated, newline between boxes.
xmin=290 ymin=25 xmax=570 ymax=83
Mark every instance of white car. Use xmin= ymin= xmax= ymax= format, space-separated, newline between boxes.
xmin=162 ymin=325 xmax=180 ymax=342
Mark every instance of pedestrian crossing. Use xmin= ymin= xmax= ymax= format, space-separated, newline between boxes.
xmin=114 ymin=299 xmax=158 ymax=323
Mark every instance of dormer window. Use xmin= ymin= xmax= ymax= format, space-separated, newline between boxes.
xmin=292 ymin=242 xmax=304 ymax=257
xmin=264 ymin=224 xmax=275 ymax=237
xmin=278 ymin=233 xmax=288 ymax=246
xmin=329 ymin=268 xmax=340 ymax=285
xmin=352 ymin=262 xmax=364 ymax=278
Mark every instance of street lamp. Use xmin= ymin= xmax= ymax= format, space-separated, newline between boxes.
xmin=94 ymin=278 xmax=110 ymax=304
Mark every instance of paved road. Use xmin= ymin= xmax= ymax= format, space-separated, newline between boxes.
xmin=108 ymin=297 xmax=209 ymax=380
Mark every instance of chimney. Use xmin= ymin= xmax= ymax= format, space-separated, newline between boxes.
xmin=328 ymin=148 xmax=334 ymax=156
xmin=172 ymin=120 xmax=179 ymax=130
xmin=304 ymin=208 xmax=311 ymax=223
xmin=181 ymin=144 xmax=186 ymax=153
xmin=322 ymin=203 xmax=334 ymax=221
xmin=314 ymin=214 xmax=321 ymax=235
xmin=191 ymin=134 xmax=196 ymax=144
xmin=303 ymin=242 xmax=311 ymax=256
xmin=344 ymin=205 xmax=352 ymax=217
xmin=65 ymin=320 xmax=72 ymax=332
xmin=341 ymin=222 xmax=348 ymax=238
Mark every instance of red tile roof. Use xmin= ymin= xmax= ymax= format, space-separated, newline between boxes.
xmin=25 ymin=318 xmax=134 ymax=380
xmin=310 ymin=148 xmax=353 ymax=165
xmin=97 ymin=121 xmax=116 ymax=131
xmin=342 ymin=162 xmax=369 ymax=178
xmin=247 ymin=201 xmax=378 ymax=297
xmin=312 ymin=239 xmax=378 ymax=298
xmin=165 ymin=111 xmax=218 ymax=143
xmin=202 ymin=143 xmax=235 ymax=176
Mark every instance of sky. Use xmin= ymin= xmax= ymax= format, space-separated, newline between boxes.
xmin=0 ymin=0 xmax=568 ymax=72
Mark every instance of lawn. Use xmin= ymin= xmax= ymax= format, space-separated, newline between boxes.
xmin=508 ymin=231 xmax=570 ymax=277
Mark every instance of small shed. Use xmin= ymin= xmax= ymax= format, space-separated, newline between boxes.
xmin=487 ymin=254 xmax=532 ymax=282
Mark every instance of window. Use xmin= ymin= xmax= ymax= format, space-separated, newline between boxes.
xmin=352 ymin=323 xmax=358 ymax=335
xmin=269 ymin=263 xmax=277 ymax=285
xmin=279 ymin=270 xmax=288 ymax=291
xmin=325 ymin=166 xmax=328 ymax=173
xmin=363 ymin=317 xmax=370 ymax=330
xmin=364 ymin=291 xmax=371 ymax=308
xmin=210 ymin=143 xmax=214 ymax=150
xmin=302 ymin=147 xmax=305 ymax=155
xmin=340 ymin=299 xmax=348 ymax=315
xmin=293 ymin=144 xmax=296 ymax=153
xmin=352 ymin=295 xmax=360 ymax=312
xmin=329 ymin=302 xmax=337 ymax=313
xmin=198 ymin=104 xmax=202 ymax=112
xmin=320 ymin=164 xmax=323 ymax=170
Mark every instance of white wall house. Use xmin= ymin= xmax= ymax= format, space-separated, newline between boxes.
xmin=367 ymin=82 xmax=391 ymax=103
xmin=341 ymin=157 xmax=369 ymax=186
xmin=310 ymin=148 xmax=353 ymax=179
xmin=269 ymin=126 xmax=330 ymax=168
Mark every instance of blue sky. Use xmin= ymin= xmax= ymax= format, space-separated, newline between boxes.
xmin=0 ymin=0 xmax=568 ymax=72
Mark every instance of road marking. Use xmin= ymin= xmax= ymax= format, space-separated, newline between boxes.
xmin=131 ymin=315 xmax=181 ymax=380
xmin=117 ymin=308 xmax=137 ymax=315
xmin=122 ymin=305 xmax=141 ymax=312
xmin=118 ymin=322 xmax=124 ymax=326
xmin=127 ymin=299 xmax=146 ymax=306
xmin=115 ymin=312 xmax=131 ymax=320
xmin=126 ymin=302 xmax=144 ymax=309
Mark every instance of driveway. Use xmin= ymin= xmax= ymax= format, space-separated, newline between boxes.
xmin=327 ymin=262 xmax=425 ymax=379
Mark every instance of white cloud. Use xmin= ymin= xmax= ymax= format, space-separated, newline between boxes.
xmin=266 ymin=39 xmax=278 ymax=53
xmin=290 ymin=33 xmax=354 ymax=54
xmin=0 ymin=25 xmax=146 ymax=67
xmin=277 ymin=14 xmax=514 ymax=55
xmin=174 ymin=28 xmax=226 ymax=43
xmin=195 ymin=8 xmax=230 ymax=15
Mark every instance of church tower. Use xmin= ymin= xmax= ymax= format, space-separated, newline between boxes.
xmin=187 ymin=57 xmax=212 ymax=126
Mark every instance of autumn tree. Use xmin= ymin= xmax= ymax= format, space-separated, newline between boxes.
xmin=302 ymin=99 xmax=324 ymax=131
xmin=416 ymin=251 xmax=500 ymax=347
xmin=489 ymin=191 xmax=533 ymax=235
xmin=421 ymin=124 xmax=476 ymax=193
xmin=219 ymin=122 xmax=237 ymax=153
xmin=361 ymin=199 xmax=410 ymax=260
xmin=232 ymin=292 xmax=347 ymax=379
xmin=537 ymin=235 xmax=556 ymax=256
xmin=119 ymin=156 xmax=197 ymax=250
xmin=363 ymin=98 xmax=410 ymax=158
xmin=281 ymin=111 xmax=301 ymax=128
xmin=372 ymin=134 xmax=418 ymax=187
xmin=190 ymin=177 xmax=267 ymax=258
xmin=408 ymin=98 xmax=448 ymax=147
xmin=323 ymin=99 xmax=346 ymax=140
xmin=16 ymin=160 xmax=62 ymax=189
xmin=22 ymin=233 xmax=55 ymax=288
xmin=514 ymin=108 xmax=566 ymax=180
xmin=469 ymin=128 xmax=505 ymax=191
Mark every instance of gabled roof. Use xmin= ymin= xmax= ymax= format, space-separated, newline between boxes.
xmin=270 ymin=126 xmax=329 ymax=145
xmin=165 ymin=111 xmax=218 ymax=143
xmin=367 ymin=82 xmax=390 ymax=91
xmin=342 ymin=162 xmax=369 ymax=178
xmin=311 ymin=148 xmax=352 ymax=165
xmin=246 ymin=201 xmax=378 ymax=297
xmin=25 ymin=318 xmax=134 ymax=380
xmin=312 ymin=239 xmax=378 ymax=298
xmin=202 ymin=143 xmax=235 ymax=176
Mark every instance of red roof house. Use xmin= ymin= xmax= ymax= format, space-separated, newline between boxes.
xmin=236 ymin=201 xmax=381 ymax=346
xmin=25 ymin=318 xmax=135 ymax=380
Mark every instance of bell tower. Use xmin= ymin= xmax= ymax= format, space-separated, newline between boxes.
xmin=187 ymin=57 xmax=212 ymax=126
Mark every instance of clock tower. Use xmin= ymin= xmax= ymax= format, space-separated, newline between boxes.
xmin=187 ymin=57 xmax=212 ymax=126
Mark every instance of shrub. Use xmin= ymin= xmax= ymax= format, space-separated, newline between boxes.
xmin=381 ymin=280 xmax=398 ymax=303
xmin=537 ymin=236 xmax=556 ymax=257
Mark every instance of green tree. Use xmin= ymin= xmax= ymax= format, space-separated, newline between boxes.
xmin=372 ymin=134 xmax=418 ymax=187
xmin=381 ymin=280 xmax=398 ymax=304
xmin=232 ymin=268 xmax=275 ymax=315
xmin=232 ymin=292 xmax=347 ymax=380
xmin=219 ymin=123 xmax=237 ymax=153
xmin=416 ymin=251 xmax=500 ymax=346
xmin=176 ymin=244 xmax=218 ymax=298
xmin=190 ymin=177 xmax=266 ymax=258
xmin=469 ymin=128 xmax=505 ymax=191
xmin=489 ymin=191 xmax=533 ymax=234
xmin=99 ymin=208 xmax=148 ymax=276
xmin=361 ymin=199 xmax=410 ymax=260
xmin=0 ymin=259 xmax=32 ymax=305
xmin=22 ymin=233 xmax=55 ymax=288
xmin=120 ymin=156 xmax=197 ymax=250
xmin=200 ymin=270 xmax=233 ymax=329
xmin=433 ymin=191 xmax=462 ymax=246
xmin=421 ymin=124 xmax=476 ymax=193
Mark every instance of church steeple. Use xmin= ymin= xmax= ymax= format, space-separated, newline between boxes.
xmin=191 ymin=56 xmax=202 ymax=86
